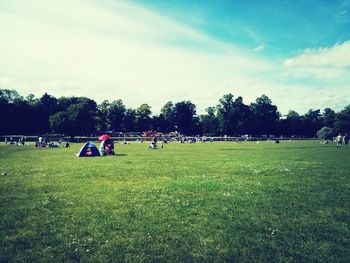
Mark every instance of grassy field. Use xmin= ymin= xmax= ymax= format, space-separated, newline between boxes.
xmin=0 ymin=140 xmax=349 ymax=262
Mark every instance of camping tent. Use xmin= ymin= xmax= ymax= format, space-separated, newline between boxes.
xmin=76 ymin=142 xmax=101 ymax=157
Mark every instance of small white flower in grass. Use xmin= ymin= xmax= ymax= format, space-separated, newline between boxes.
xmin=86 ymin=249 xmax=90 ymax=253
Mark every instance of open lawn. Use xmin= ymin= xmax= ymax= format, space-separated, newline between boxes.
xmin=0 ymin=140 xmax=349 ymax=262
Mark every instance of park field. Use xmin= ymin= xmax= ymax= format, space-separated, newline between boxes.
xmin=0 ymin=140 xmax=349 ymax=262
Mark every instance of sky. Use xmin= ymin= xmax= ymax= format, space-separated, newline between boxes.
xmin=0 ymin=0 xmax=349 ymax=115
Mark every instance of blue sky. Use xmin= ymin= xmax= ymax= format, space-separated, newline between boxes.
xmin=0 ymin=0 xmax=349 ymax=114
xmin=133 ymin=0 xmax=350 ymax=57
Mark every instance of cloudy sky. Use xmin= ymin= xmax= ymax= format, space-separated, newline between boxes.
xmin=0 ymin=0 xmax=349 ymax=115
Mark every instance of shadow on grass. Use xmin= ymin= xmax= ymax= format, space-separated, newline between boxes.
xmin=219 ymin=148 xmax=254 ymax=151
xmin=114 ymin=153 xmax=128 ymax=157
xmin=263 ymin=146 xmax=327 ymax=150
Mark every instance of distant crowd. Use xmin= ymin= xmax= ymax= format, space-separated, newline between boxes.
xmin=2 ymin=133 xmax=349 ymax=149
xmin=3 ymin=136 xmax=70 ymax=148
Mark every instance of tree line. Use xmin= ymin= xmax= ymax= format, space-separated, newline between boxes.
xmin=0 ymin=89 xmax=349 ymax=137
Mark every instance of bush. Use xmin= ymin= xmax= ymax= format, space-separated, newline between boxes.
xmin=316 ymin=126 xmax=335 ymax=140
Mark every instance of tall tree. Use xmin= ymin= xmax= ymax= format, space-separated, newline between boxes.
xmin=96 ymin=100 xmax=110 ymax=132
xmin=136 ymin=104 xmax=152 ymax=131
xmin=0 ymin=89 xmax=23 ymax=103
xmin=322 ymin=108 xmax=336 ymax=128
xmin=232 ymin=96 xmax=253 ymax=135
xmin=334 ymin=105 xmax=350 ymax=133
xmin=200 ymin=107 xmax=219 ymax=136
xmin=172 ymin=101 xmax=196 ymax=135
xmin=160 ymin=101 xmax=174 ymax=120
xmin=49 ymin=99 xmax=97 ymax=136
xmin=0 ymin=89 xmax=30 ymax=135
xmin=250 ymin=95 xmax=279 ymax=135
xmin=302 ymin=109 xmax=323 ymax=137
xmin=279 ymin=110 xmax=303 ymax=136
xmin=108 ymin=99 xmax=126 ymax=132
xmin=124 ymin=108 xmax=137 ymax=132
xmin=217 ymin=93 xmax=235 ymax=135
xmin=38 ymin=93 xmax=59 ymax=133
xmin=25 ymin=94 xmax=38 ymax=105
xmin=159 ymin=101 xmax=175 ymax=132
xmin=152 ymin=114 xmax=168 ymax=132
xmin=0 ymin=90 xmax=15 ymax=134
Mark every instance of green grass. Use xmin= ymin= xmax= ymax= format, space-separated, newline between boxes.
xmin=0 ymin=141 xmax=349 ymax=262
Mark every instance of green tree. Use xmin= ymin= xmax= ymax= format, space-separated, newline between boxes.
xmin=317 ymin=126 xmax=335 ymax=140
xmin=231 ymin=96 xmax=253 ymax=135
xmin=217 ymin=93 xmax=235 ymax=135
xmin=200 ymin=107 xmax=219 ymax=136
xmin=49 ymin=111 xmax=70 ymax=134
xmin=334 ymin=105 xmax=350 ymax=133
xmin=136 ymin=104 xmax=152 ymax=131
xmin=250 ymin=95 xmax=279 ymax=135
xmin=172 ymin=101 xmax=196 ymax=135
xmin=38 ymin=93 xmax=59 ymax=133
xmin=25 ymin=94 xmax=39 ymax=105
xmin=279 ymin=110 xmax=303 ymax=136
xmin=124 ymin=108 xmax=137 ymax=132
xmin=109 ymin=99 xmax=126 ymax=132
xmin=96 ymin=100 xmax=110 ymax=132
xmin=159 ymin=101 xmax=175 ymax=132
xmin=49 ymin=101 xmax=97 ymax=136
xmin=0 ymin=89 xmax=23 ymax=103
xmin=302 ymin=109 xmax=323 ymax=137
xmin=322 ymin=108 xmax=335 ymax=128
xmin=0 ymin=89 xmax=38 ymax=135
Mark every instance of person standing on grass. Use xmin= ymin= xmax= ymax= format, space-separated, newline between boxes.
xmin=336 ymin=133 xmax=343 ymax=148
xmin=343 ymin=133 xmax=349 ymax=146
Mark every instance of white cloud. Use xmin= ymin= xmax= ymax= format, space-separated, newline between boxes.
xmin=0 ymin=0 xmax=274 ymax=113
xmin=282 ymin=41 xmax=350 ymax=89
xmin=0 ymin=0 xmax=349 ymax=115
xmin=253 ymin=44 xmax=265 ymax=52
xmin=284 ymin=41 xmax=350 ymax=67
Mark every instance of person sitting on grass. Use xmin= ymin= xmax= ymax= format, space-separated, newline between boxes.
xmin=100 ymin=139 xmax=115 ymax=156
xmin=149 ymin=136 xmax=158 ymax=149
xmin=105 ymin=139 xmax=115 ymax=155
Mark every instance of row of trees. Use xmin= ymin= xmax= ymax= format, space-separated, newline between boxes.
xmin=0 ymin=89 xmax=349 ymax=137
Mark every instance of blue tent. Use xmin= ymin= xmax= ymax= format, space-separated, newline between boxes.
xmin=77 ymin=142 xmax=101 ymax=157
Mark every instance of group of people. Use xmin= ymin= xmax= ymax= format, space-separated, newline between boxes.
xmin=336 ymin=133 xmax=349 ymax=148
xmin=34 ymin=137 xmax=70 ymax=148
xmin=4 ymin=136 xmax=26 ymax=145
xmin=180 ymin=136 xmax=213 ymax=143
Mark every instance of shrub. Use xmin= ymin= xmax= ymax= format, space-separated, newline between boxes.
xmin=316 ymin=126 xmax=335 ymax=140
